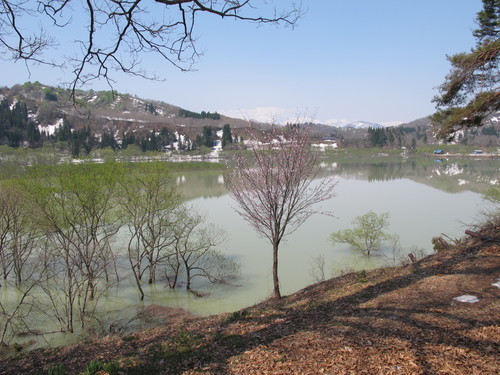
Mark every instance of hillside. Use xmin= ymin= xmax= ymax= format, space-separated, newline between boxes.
xmin=1 ymin=217 xmax=498 ymax=375
xmin=0 ymin=82 xmax=265 ymax=153
xmin=1 ymin=82 xmax=255 ymax=130
xmin=1 ymin=82 xmax=498 ymax=153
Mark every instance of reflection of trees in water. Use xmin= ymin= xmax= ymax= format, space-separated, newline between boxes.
xmin=174 ymin=172 xmax=227 ymax=201
xmin=315 ymin=158 xmax=497 ymax=195
xmin=419 ymin=159 xmax=498 ymax=194
xmin=168 ymin=158 xmax=496 ymax=200
xmin=366 ymin=163 xmax=407 ymax=182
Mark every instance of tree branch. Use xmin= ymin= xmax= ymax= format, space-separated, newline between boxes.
xmin=1 ymin=0 xmax=303 ymax=97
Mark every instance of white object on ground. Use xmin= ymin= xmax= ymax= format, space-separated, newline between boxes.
xmin=453 ymin=295 xmax=479 ymax=303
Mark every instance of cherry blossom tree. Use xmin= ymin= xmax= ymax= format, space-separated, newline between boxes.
xmin=225 ymin=127 xmax=337 ymax=298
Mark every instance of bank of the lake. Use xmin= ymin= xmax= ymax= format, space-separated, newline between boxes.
xmin=1 ymin=216 xmax=498 ymax=374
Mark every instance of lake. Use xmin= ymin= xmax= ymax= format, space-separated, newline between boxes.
xmin=157 ymin=156 xmax=497 ymax=314
xmin=0 ymin=155 xmax=497 ymax=348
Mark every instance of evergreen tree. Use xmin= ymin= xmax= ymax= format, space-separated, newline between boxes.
xmin=145 ymin=103 xmax=157 ymax=115
xmin=474 ymin=0 xmax=500 ymax=41
xmin=159 ymin=127 xmax=171 ymax=149
xmin=55 ymin=118 xmax=73 ymax=142
xmin=203 ymin=126 xmax=214 ymax=148
xmin=222 ymin=124 xmax=233 ymax=147
xmin=150 ymin=131 xmax=158 ymax=151
xmin=368 ymin=127 xmax=387 ymax=147
xmin=71 ymin=137 xmax=80 ymax=157
xmin=101 ymin=131 xmax=118 ymax=150
xmin=80 ymin=125 xmax=94 ymax=154
xmin=195 ymin=134 xmax=203 ymax=150
xmin=433 ymin=0 xmax=499 ymax=139
xmin=26 ymin=121 xmax=41 ymax=146
xmin=121 ymin=131 xmax=135 ymax=149
xmin=140 ymin=137 xmax=149 ymax=152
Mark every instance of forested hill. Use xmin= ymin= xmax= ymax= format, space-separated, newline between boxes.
xmin=0 ymin=82 xmax=498 ymax=156
xmin=0 ymin=82 xmax=257 ymax=155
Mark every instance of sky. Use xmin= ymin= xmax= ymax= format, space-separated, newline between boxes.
xmin=0 ymin=0 xmax=483 ymax=126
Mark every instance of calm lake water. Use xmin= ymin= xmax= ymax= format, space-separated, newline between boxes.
xmin=165 ymin=156 xmax=497 ymax=315
xmin=1 ymin=156 xmax=498 ymax=347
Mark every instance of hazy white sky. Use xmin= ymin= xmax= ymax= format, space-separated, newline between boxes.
xmin=1 ymin=0 xmax=483 ymax=125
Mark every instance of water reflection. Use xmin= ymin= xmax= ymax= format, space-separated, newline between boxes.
xmin=179 ymin=156 xmax=496 ymax=306
xmin=173 ymin=171 xmax=227 ymax=200
xmin=174 ymin=157 xmax=498 ymax=198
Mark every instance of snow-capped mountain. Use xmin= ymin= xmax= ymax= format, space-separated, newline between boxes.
xmin=342 ymin=121 xmax=384 ymax=129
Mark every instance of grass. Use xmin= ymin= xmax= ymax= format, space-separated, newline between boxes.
xmin=84 ymin=360 xmax=120 ymax=375
xmin=46 ymin=364 xmax=65 ymax=375
xmin=165 ymin=161 xmax=225 ymax=171
xmin=225 ymin=309 xmax=249 ymax=323
xmin=357 ymin=270 xmax=368 ymax=283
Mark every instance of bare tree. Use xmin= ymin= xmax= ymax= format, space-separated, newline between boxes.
xmin=167 ymin=207 xmax=238 ymax=291
xmin=0 ymin=0 xmax=303 ymax=94
xmin=0 ymin=239 xmax=51 ymax=346
xmin=119 ymin=162 xmax=181 ymax=300
xmin=225 ymin=127 xmax=337 ymax=298
xmin=0 ymin=266 xmax=43 ymax=346
xmin=0 ymin=181 xmax=41 ymax=286
xmin=0 ymin=185 xmax=14 ymax=283
xmin=309 ymin=254 xmax=326 ymax=283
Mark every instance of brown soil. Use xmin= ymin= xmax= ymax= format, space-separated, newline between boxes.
xmin=1 ymin=221 xmax=499 ymax=375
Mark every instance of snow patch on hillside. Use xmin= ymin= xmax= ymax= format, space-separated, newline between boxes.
xmin=9 ymin=99 xmax=18 ymax=110
xmin=343 ymin=121 xmax=384 ymax=129
xmin=88 ymin=94 xmax=99 ymax=103
xmin=38 ymin=118 xmax=64 ymax=135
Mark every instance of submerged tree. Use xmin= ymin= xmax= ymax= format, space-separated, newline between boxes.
xmin=0 ymin=256 xmax=49 ymax=346
xmin=166 ymin=208 xmax=239 ymax=291
xmin=24 ymin=163 xmax=123 ymax=332
xmin=331 ymin=211 xmax=391 ymax=256
xmin=119 ymin=162 xmax=181 ymax=300
xmin=433 ymin=0 xmax=499 ymax=139
xmin=0 ymin=181 xmax=41 ymax=286
xmin=225 ymin=128 xmax=337 ymax=298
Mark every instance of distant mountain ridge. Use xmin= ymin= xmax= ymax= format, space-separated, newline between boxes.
xmin=342 ymin=120 xmax=385 ymax=129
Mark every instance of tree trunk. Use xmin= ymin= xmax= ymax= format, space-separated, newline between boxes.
xmin=272 ymin=242 xmax=281 ymax=299
xmin=134 ymin=267 xmax=145 ymax=301
xmin=148 ymin=264 xmax=155 ymax=284
xmin=185 ymin=260 xmax=191 ymax=290
xmin=129 ymin=257 xmax=144 ymax=301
